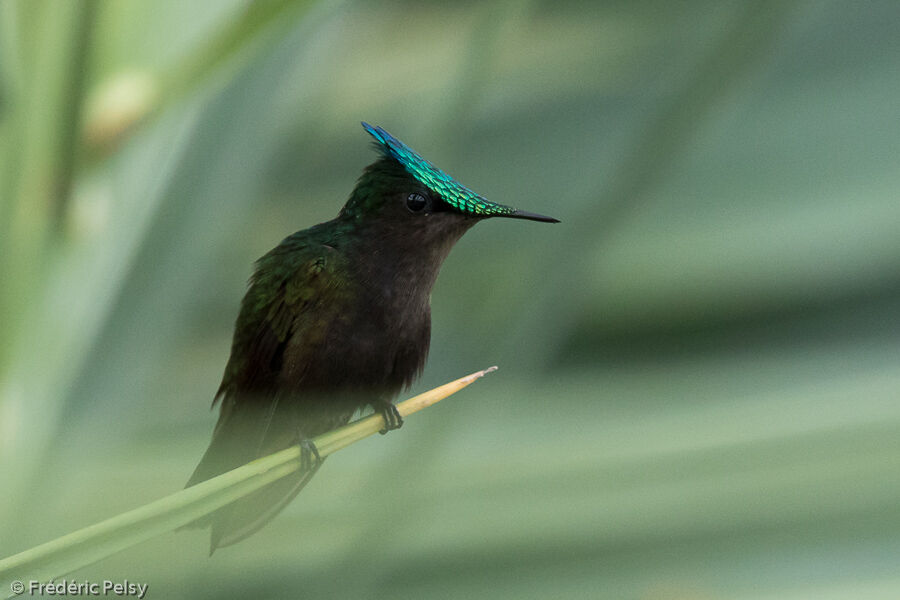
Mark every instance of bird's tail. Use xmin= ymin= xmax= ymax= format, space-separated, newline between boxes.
xmin=184 ymin=399 xmax=324 ymax=554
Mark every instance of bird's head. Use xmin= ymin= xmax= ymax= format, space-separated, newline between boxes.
xmin=340 ymin=123 xmax=558 ymax=231
xmin=336 ymin=123 xmax=558 ymax=283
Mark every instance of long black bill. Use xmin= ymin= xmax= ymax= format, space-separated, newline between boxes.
xmin=500 ymin=209 xmax=560 ymax=223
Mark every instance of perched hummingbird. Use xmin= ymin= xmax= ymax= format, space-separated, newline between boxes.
xmin=187 ymin=123 xmax=558 ymax=553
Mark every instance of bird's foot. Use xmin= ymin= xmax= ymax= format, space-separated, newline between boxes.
xmin=298 ymin=438 xmax=323 ymax=471
xmin=375 ymin=400 xmax=403 ymax=435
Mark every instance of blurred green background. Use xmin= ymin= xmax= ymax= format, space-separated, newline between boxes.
xmin=2 ymin=1 xmax=900 ymax=598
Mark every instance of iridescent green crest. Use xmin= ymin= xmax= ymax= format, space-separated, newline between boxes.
xmin=362 ymin=122 xmax=515 ymax=217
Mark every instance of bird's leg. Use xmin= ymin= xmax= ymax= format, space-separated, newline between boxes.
xmin=297 ymin=438 xmax=323 ymax=472
xmin=373 ymin=398 xmax=403 ymax=435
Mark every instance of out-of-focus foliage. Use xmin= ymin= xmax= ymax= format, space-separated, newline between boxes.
xmin=2 ymin=1 xmax=899 ymax=598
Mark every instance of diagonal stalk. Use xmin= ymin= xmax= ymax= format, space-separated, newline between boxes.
xmin=0 ymin=367 xmax=497 ymax=596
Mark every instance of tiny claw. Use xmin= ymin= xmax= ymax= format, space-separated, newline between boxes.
xmin=376 ymin=401 xmax=403 ymax=435
xmin=298 ymin=439 xmax=322 ymax=471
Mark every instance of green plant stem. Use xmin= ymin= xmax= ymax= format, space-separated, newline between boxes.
xmin=0 ymin=367 xmax=497 ymax=595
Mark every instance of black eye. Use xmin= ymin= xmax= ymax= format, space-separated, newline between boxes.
xmin=406 ymin=193 xmax=427 ymax=213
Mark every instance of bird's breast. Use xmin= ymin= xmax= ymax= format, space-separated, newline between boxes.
xmin=280 ymin=288 xmax=430 ymax=400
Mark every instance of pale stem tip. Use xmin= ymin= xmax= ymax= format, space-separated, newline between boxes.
xmin=468 ymin=365 xmax=499 ymax=382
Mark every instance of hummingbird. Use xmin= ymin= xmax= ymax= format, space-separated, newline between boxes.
xmin=186 ymin=122 xmax=558 ymax=553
